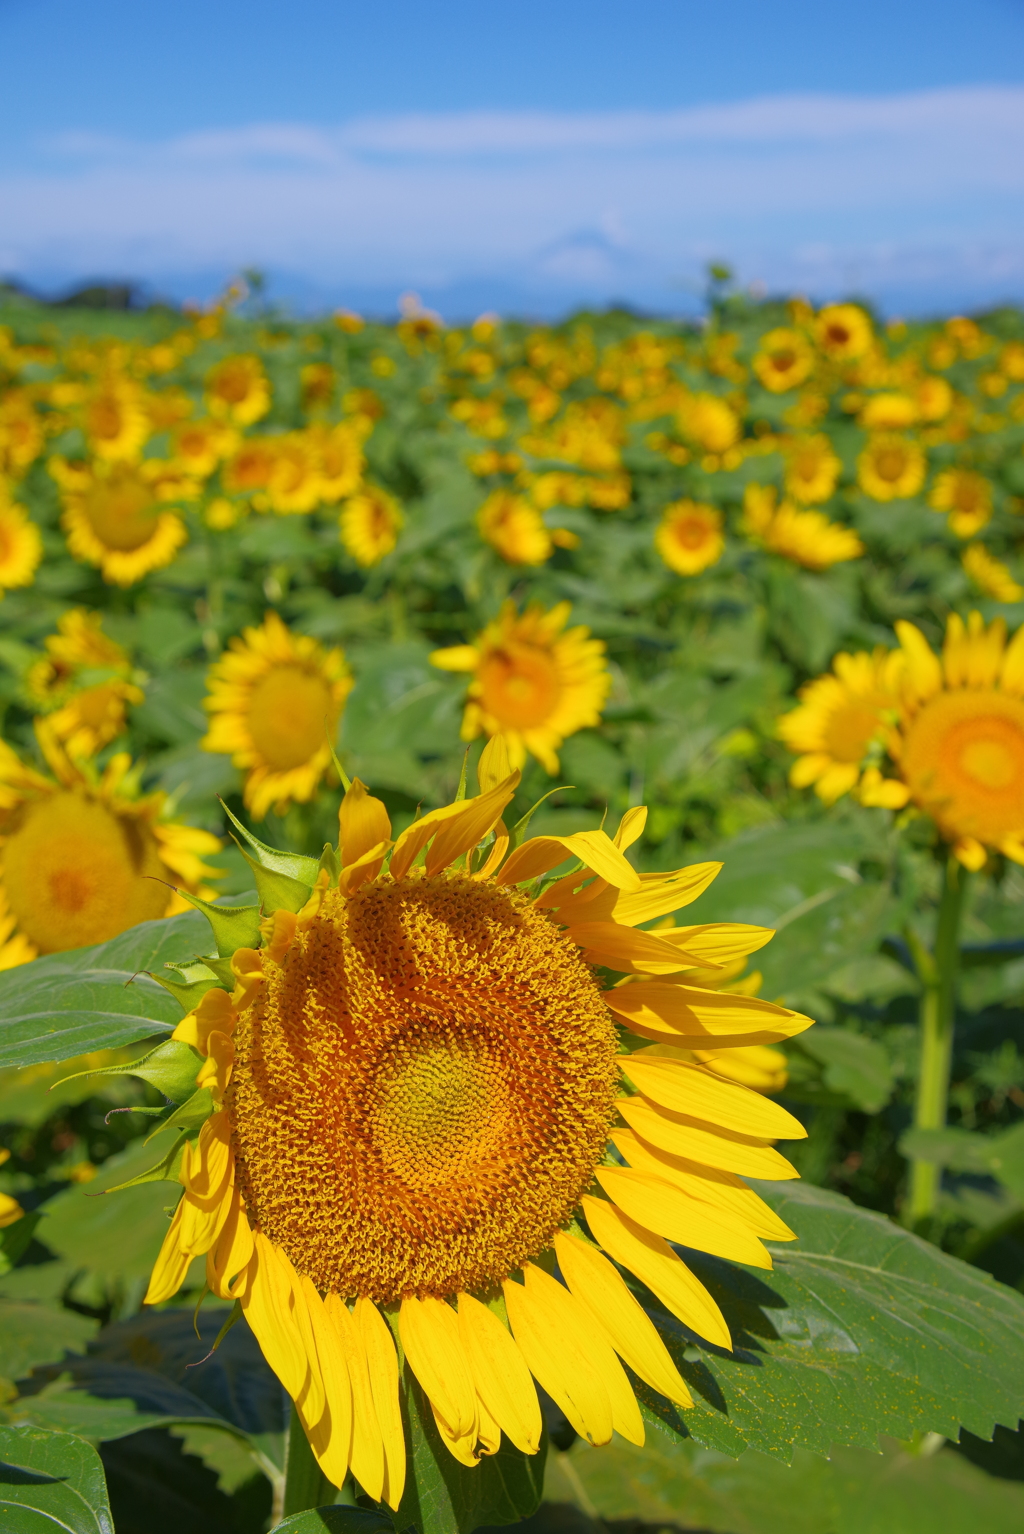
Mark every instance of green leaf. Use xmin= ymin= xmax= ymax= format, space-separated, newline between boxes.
xmin=0 ymin=912 xmax=212 ymax=1069
xmin=613 ymin=1180 xmax=1024 ymax=1461
xmin=0 ymin=1424 xmax=113 ymax=1534
xmin=219 ymin=799 xmax=321 ymax=887
xmin=0 ymin=1303 xmax=97 ymax=1386
xmin=0 ymin=1213 xmax=42 ymax=1277
xmin=273 ymin=1510 xmax=394 ymax=1533
xmin=0 ymin=1050 xmax=153 ymax=1128
xmin=900 ymin=1123 xmax=1024 ymax=1201
xmin=798 ymin=1028 xmax=894 ymax=1114
xmin=57 ymin=1040 xmax=203 ymax=1106
xmin=99 ymin=1424 xmax=273 ymax=1534
xmin=391 ymin=1376 xmax=546 ymax=1534
xmin=233 ymin=843 xmax=313 ymax=915
xmin=960 ymin=940 xmax=1024 ymax=970
xmin=546 ymin=1431 xmax=1024 ymax=1534
xmin=174 ymin=893 xmax=262 ymax=958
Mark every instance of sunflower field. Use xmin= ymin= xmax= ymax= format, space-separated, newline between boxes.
xmin=0 ymin=281 xmax=1023 ymax=1534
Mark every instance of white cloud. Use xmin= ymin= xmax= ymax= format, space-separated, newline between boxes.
xmin=6 ymin=87 xmax=1024 ymax=312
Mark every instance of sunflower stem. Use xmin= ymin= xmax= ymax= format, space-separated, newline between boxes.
xmin=282 ymin=1402 xmax=335 ymax=1516
xmin=907 ymin=855 xmax=968 ymax=1227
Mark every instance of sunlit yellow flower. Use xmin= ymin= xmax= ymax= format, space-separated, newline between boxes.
xmin=137 ymin=742 xmax=811 ymax=1502
xmin=520 ymin=400 xmax=624 ymax=471
xmin=676 ymin=393 xmax=740 ymax=454
xmin=311 ymin=423 xmax=365 ymax=503
xmin=24 ymin=609 xmax=143 ymax=758
xmin=929 ymin=468 xmax=993 ymax=538
xmin=0 ymin=723 xmax=221 ymax=968
xmin=752 ymin=328 xmax=814 ymax=393
xmin=432 ymin=601 xmax=610 ymax=773
xmin=784 ymin=434 xmax=841 ymax=504
xmin=0 ymin=489 xmax=43 ymax=597
xmin=202 ymin=612 xmax=353 ymax=821
xmin=916 ymin=376 xmax=953 ymax=422
xmin=265 ymin=433 xmax=322 ymax=515
xmin=880 ymin=613 xmax=1024 ymax=868
xmin=857 ymin=434 xmax=927 ymax=501
xmin=206 ymin=355 xmax=271 ymax=426
xmin=742 ymin=485 xmax=863 ymax=570
xmin=654 ymin=500 xmax=724 ymax=576
xmin=814 ymin=304 xmax=873 ymax=362
xmin=82 ymin=376 xmax=150 ymax=461
xmin=171 ymin=417 xmax=237 ymax=478
xmin=478 ymin=491 xmax=553 ymax=565
xmin=858 ymin=392 xmax=918 ymax=430
xmin=222 ymin=437 xmax=278 ymax=498
xmin=778 ymin=647 xmax=904 ymax=803
xmin=962 ymin=544 xmax=1024 ymax=604
xmin=340 ymin=486 xmax=403 ymax=567
xmin=58 ymin=460 xmax=189 ymax=587
xmin=0 ymin=393 xmax=44 ymax=474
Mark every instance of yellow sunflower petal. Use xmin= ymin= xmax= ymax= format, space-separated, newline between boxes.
xmin=581 ymin=1194 xmax=732 ymax=1350
xmin=399 ymin=1296 xmax=478 ymax=1440
xmin=608 ymin=863 xmax=723 ymax=926
xmin=595 ymin=1167 xmax=773 ymax=1268
xmin=457 ymin=1293 xmax=543 ymax=1456
xmin=623 ymin=1051 xmax=806 ymax=1139
xmin=895 ymin=619 xmax=943 ymax=703
xmin=616 ymin=1094 xmax=798 ymax=1180
xmin=567 ymin=921 xmax=708 ymax=974
xmin=502 ymin=1272 xmax=613 ymax=1447
xmin=339 ymin=778 xmax=392 ymax=867
xmin=298 ymin=1275 xmax=354 ymax=1490
xmin=324 ymin=1295 xmax=387 ymax=1505
xmin=607 ymin=982 xmax=812 ymax=1046
xmin=611 ymin=1128 xmax=796 ymax=1242
xmin=242 ymin=1233 xmax=315 ymax=1405
xmin=553 ymin=1232 xmax=692 ymax=1408
xmin=498 ymin=831 xmax=641 ymax=890
xmin=390 ymin=774 xmax=519 ymax=882
xmin=144 ymin=1197 xmax=191 ymax=1305
xmin=353 ymin=1298 xmax=406 ymax=1511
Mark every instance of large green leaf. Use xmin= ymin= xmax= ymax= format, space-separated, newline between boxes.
xmin=0 ymin=1303 xmax=96 ymax=1389
xmin=610 ymin=1180 xmax=1024 ymax=1461
xmin=274 ymin=1511 xmax=394 ymax=1534
xmin=900 ymin=1123 xmax=1024 ymax=1201
xmin=98 ymin=1425 xmax=272 ymax=1534
xmin=0 ymin=912 xmax=212 ymax=1070
xmin=390 ymin=1377 xmax=546 ymax=1534
xmin=545 ymin=1432 xmax=1024 ymax=1534
xmin=0 ymin=1424 xmax=113 ymax=1534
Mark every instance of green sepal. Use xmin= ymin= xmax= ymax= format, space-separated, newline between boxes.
xmin=98 ymin=1129 xmax=191 ymax=1192
xmin=210 ymin=1298 xmax=245 ymax=1353
xmin=218 ymin=797 xmax=321 ymax=885
xmin=509 ymin=785 xmax=573 ymax=849
xmin=325 ymin=733 xmax=352 ymax=793
xmin=145 ymin=1086 xmax=215 ymax=1145
xmin=318 ymin=842 xmax=340 ymax=886
xmin=234 ymin=840 xmax=314 ymax=914
xmin=198 ymin=954 xmax=237 ymax=987
xmin=455 ymin=746 xmax=470 ymax=802
xmin=148 ymin=957 xmax=224 ymax=1012
xmin=56 ymin=1038 xmax=204 ymax=1105
xmin=175 ymin=890 xmax=262 ymax=956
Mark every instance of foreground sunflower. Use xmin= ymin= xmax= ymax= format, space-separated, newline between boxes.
xmin=0 ymin=722 xmax=221 ymax=968
xmin=137 ymin=737 xmax=811 ymax=1506
xmin=202 ymin=613 xmax=354 ymax=820
xmin=431 ymin=601 xmax=610 ymax=773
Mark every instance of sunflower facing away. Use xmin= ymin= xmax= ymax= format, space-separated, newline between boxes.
xmin=202 ymin=612 xmax=354 ymax=820
xmin=132 ymin=736 xmax=811 ymax=1507
xmin=0 ymin=722 xmax=221 ymax=970
xmin=862 ymin=613 xmax=1024 ymax=870
xmin=431 ymin=601 xmax=610 ymax=774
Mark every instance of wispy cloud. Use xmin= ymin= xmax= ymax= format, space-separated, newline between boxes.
xmin=6 ymin=87 xmax=1024 ymax=313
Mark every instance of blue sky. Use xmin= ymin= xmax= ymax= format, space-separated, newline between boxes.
xmin=2 ymin=0 xmax=1024 ymax=316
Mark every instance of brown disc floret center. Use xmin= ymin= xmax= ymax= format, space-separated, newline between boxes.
xmin=227 ymin=872 xmax=619 ymax=1302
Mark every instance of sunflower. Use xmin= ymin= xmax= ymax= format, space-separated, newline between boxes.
xmin=265 ymin=433 xmax=323 ymax=515
xmin=477 ymin=491 xmax=553 ymax=566
xmin=751 ymin=328 xmax=814 ymax=393
xmin=814 ymin=304 xmax=873 ymax=362
xmin=24 ymin=609 xmax=143 ymax=758
xmin=171 ymin=418 xmax=238 ymax=479
xmin=206 ymin=355 xmax=271 ymax=426
xmin=654 ymin=500 xmax=724 ymax=576
xmin=676 ymin=393 xmax=740 ymax=454
xmin=0 ymin=722 xmax=221 ymax=969
xmin=134 ymin=737 xmax=812 ymax=1506
xmin=741 ymin=486 xmax=863 ymax=571
xmin=0 ymin=393 xmax=45 ymax=475
xmin=0 ymin=490 xmax=43 ymax=597
xmin=871 ymin=613 xmax=1024 ymax=869
xmin=432 ymin=602 xmax=610 ymax=773
xmin=82 ymin=377 xmax=150 ymax=461
xmin=857 ymin=434 xmax=927 ymax=502
xmin=340 ymin=487 xmax=403 ymax=567
xmin=858 ymin=393 xmax=918 ymax=431
xmin=222 ymin=438 xmax=278 ymax=499
xmin=58 ymin=460 xmax=190 ymax=587
xmin=962 ymin=544 xmax=1024 ymax=604
xmin=783 ymin=434 xmax=841 ymax=504
xmin=202 ymin=613 xmax=354 ymax=821
xmin=929 ymin=469 xmax=993 ymax=539
xmin=778 ymin=647 xmax=905 ymax=804
xmin=311 ymin=424 xmax=365 ymax=504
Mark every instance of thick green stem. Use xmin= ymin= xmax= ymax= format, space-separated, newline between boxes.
xmin=282 ymin=1403 xmax=335 ymax=1517
xmin=907 ymin=856 xmax=968 ymax=1226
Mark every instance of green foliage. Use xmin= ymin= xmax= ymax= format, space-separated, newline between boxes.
xmin=0 ymin=1425 xmax=113 ymax=1534
xmin=274 ymin=1511 xmax=394 ymax=1534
